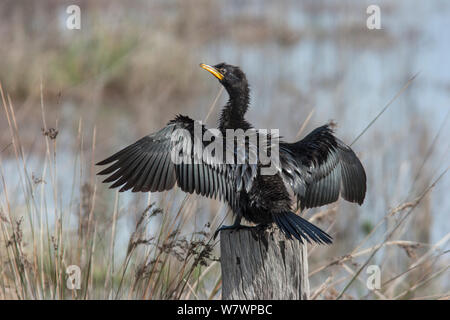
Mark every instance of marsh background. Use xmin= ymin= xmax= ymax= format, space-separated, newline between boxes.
xmin=0 ymin=0 xmax=448 ymax=299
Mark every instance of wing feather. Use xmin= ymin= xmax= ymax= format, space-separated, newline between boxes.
xmin=280 ymin=124 xmax=366 ymax=210
xmin=97 ymin=115 xmax=256 ymax=210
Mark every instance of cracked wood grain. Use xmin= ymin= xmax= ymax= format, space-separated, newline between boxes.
xmin=220 ymin=226 xmax=309 ymax=300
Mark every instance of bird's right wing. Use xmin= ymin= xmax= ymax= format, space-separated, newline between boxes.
xmin=97 ymin=115 xmax=257 ymax=209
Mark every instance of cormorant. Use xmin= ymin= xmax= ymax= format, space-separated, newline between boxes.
xmin=97 ymin=63 xmax=366 ymax=244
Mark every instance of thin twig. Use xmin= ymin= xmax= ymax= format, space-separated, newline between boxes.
xmin=350 ymin=72 xmax=419 ymax=146
xmin=204 ymin=87 xmax=224 ymax=122
xmin=408 ymin=108 xmax=450 ymax=194
xmin=295 ymin=108 xmax=315 ymax=139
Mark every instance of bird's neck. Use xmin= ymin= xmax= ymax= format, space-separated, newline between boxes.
xmin=219 ymin=88 xmax=251 ymax=132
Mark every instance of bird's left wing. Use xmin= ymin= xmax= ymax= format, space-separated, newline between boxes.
xmin=279 ymin=124 xmax=366 ymax=210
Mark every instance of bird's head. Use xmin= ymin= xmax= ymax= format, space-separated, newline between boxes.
xmin=200 ymin=62 xmax=249 ymax=96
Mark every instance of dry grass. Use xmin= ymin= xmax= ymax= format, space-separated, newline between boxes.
xmin=0 ymin=80 xmax=225 ymax=299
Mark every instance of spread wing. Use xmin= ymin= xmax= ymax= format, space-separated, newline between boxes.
xmin=96 ymin=115 xmax=257 ymax=210
xmin=280 ymin=124 xmax=366 ymax=210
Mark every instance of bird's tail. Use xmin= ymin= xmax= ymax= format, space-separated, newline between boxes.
xmin=273 ymin=211 xmax=333 ymax=244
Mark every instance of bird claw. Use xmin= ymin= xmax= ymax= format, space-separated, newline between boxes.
xmin=213 ymin=224 xmax=254 ymax=240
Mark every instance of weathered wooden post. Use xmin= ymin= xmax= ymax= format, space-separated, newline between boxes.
xmin=220 ymin=226 xmax=310 ymax=300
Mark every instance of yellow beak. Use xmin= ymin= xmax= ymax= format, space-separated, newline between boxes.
xmin=200 ymin=63 xmax=224 ymax=81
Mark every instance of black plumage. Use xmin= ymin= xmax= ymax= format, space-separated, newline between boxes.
xmin=97 ymin=63 xmax=367 ymax=244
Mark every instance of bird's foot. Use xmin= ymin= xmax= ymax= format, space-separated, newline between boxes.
xmin=213 ymin=224 xmax=253 ymax=239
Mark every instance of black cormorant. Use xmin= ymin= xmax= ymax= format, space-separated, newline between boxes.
xmin=97 ymin=63 xmax=366 ymax=244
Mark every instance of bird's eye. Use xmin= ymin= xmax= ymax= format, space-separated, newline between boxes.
xmin=220 ymin=68 xmax=227 ymax=75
